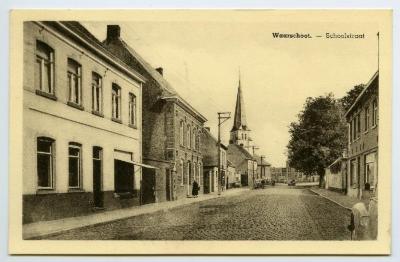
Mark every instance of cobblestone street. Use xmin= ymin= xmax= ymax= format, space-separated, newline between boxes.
xmin=43 ymin=187 xmax=351 ymax=240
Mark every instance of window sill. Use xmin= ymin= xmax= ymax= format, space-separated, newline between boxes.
xmin=112 ymin=117 xmax=122 ymax=124
xmin=92 ymin=110 xmax=104 ymax=118
xmin=36 ymin=188 xmax=56 ymax=194
xmin=129 ymin=123 xmax=137 ymax=129
xmin=363 ymin=130 xmax=369 ymax=134
xmin=67 ymin=101 xmax=84 ymax=111
xmin=68 ymin=188 xmax=85 ymax=193
xmin=35 ymin=90 xmax=57 ymax=101
xmin=371 ymin=125 xmax=378 ymax=130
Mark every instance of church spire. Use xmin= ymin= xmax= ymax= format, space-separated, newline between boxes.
xmin=231 ymin=71 xmax=249 ymax=132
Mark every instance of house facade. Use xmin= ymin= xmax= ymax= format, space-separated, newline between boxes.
xmin=226 ymin=160 xmax=239 ymax=189
xmin=345 ymin=71 xmax=379 ymax=199
xmin=201 ymin=127 xmax=228 ymax=193
xmin=23 ymin=21 xmax=145 ymax=223
xmin=102 ymin=25 xmax=207 ymax=202
xmin=227 ymin=144 xmax=257 ymax=187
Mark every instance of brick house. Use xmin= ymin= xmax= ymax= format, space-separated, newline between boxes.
xmin=23 ymin=21 xmax=146 ymax=223
xmin=201 ymin=127 xmax=228 ymax=193
xmin=102 ymin=25 xmax=207 ymax=202
xmin=345 ymin=71 xmax=379 ymax=200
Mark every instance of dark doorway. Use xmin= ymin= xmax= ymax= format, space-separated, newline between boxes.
xmin=203 ymin=171 xmax=210 ymax=194
xmin=93 ymin=147 xmax=103 ymax=208
xmin=142 ymin=168 xmax=156 ymax=204
xmin=114 ymin=159 xmax=134 ymax=195
xmin=241 ymin=174 xmax=248 ymax=186
xmin=166 ymin=168 xmax=174 ymax=201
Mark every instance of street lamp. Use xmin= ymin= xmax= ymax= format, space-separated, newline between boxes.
xmin=217 ymin=112 xmax=231 ymax=195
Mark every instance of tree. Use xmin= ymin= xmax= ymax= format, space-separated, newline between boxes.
xmin=287 ymin=94 xmax=347 ymax=187
xmin=340 ymin=84 xmax=365 ymax=111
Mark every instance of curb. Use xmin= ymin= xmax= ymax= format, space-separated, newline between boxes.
xmin=24 ymin=188 xmax=250 ymax=239
xmin=309 ymin=189 xmax=352 ymax=211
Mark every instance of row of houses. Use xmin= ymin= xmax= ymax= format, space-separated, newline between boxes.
xmin=23 ymin=21 xmax=271 ymax=224
xmin=324 ymin=71 xmax=379 ymax=201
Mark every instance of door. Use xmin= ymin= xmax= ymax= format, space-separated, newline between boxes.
xmin=93 ymin=147 xmax=103 ymax=208
xmin=142 ymin=168 xmax=156 ymax=204
xmin=203 ymin=171 xmax=210 ymax=194
xmin=166 ymin=168 xmax=174 ymax=201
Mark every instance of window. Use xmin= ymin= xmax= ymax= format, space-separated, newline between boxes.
xmin=365 ymin=153 xmax=376 ymax=188
xmin=364 ymin=107 xmax=370 ymax=132
xmin=192 ymin=128 xmax=196 ymax=149
xmin=37 ymin=137 xmax=54 ymax=188
xmin=92 ymin=72 xmax=102 ymax=113
xmin=179 ymin=121 xmax=184 ymax=146
xmin=129 ymin=93 xmax=137 ymax=126
xmin=187 ymin=125 xmax=191 ymax=148
xmin=187 ymin=161 xmax=191 ymax=185
xmin=349 ymin=121 xmax=353 ymax=143
xmin=35 ymin=41 xmax=54 ymax=94
xmin=372 ymin=99 xmax=378 ymax=126
xmin=112 ymin=84 xmax=121 ymax=120
xmin=68 ymin=143 xmax=82 ymax=188
xmin=180 ymin=159 xmax=184 ymax=185
xmin=352 ymin=117 xmax=357 ymax=141
xmin=67 ymin=58 xmax=82 ymax=105
xmin=198 ymin=163 xmax=201 ymax=186
xmin=196 ymin=132 xmax=201 ymax=151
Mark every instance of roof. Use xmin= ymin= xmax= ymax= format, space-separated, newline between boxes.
xmin=102 ymin=31 xmax=207 ymax=122
xmin=51 ymin=21 xmax=146 ymax=84
xmin=345 ymin=71 xmax=379 ymax=117
xmin=254 ymin=155 xmax=271 ymax=166
xmin=227 ymin=160 xmax=235 ymax=167
xmin=227 ymin=143 xmax=254 ymax=160
xmin=203 ymin=128 xmax=228 ymax=150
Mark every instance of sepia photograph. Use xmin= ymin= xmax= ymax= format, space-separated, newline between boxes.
xmin=8 ymin=9 xmax=392 ymax=255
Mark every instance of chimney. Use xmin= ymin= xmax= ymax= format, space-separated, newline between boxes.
xmin=204 ymin=127 xmax=211 ymax=132
xmin=107 ymin=25 xmax=121 ymax=40
xmin=155 ymin=67 xmax=163 ymax=76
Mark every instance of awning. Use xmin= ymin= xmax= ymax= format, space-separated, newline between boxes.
xmin=132 ymin=161 xmax=158 ymax=169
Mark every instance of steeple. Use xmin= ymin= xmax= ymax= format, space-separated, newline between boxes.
xmin=230 ymin=71 xmax=252 ymax=148
xmin=231 ymin=71 xmax=249 ymax=132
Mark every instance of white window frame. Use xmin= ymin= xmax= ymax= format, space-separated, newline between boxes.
xmin=372 ymin=100 xmax=378 ymax=127
xmin=129 ymin=92 xmax=137 ymax=127
xmin=112 ymin=84 xmax=122 ymax=120
xmin=67 ymin=58 xmax=82 ymax=105
xmin=179 ymin=121 xmax=184 ymax=146
xmin=35 ymin=41 xmax=54 ymax=94
xmin=68 ymin=143 xmax=82 ymax=189
xmin=92 ymin=72 xmax=103 ymax=113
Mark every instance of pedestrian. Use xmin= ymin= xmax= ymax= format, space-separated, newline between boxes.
xmin=192 ymin=180 xmax=200 ymax=197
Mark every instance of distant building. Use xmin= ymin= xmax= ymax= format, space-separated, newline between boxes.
xmin=227 ymin=144 xmax=257 ymax=187
xmin=229 ymin=75 xmax=253 ymax=149
xmin=201 ymin=127 xmax=228 ymax=193
xmin=103 ymin=25 xmax=207 ymax=202
xmin=345 ymin=71 xmax=378 ymax=200
xmin=325 ymin=156 xmax=347 ymax=193
xmin=23 ymin=21 xmax=145 ymax=223
xmin=228 ymin=74 xmax=257 ymax=187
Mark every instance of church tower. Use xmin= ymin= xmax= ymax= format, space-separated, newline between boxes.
xmin=230 ymin=73 xmax=252 ymax=149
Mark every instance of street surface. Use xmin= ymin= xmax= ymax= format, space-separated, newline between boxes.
xmin=43 ymin=187 xmax=351 ymax=240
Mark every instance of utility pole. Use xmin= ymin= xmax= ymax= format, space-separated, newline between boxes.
xmin=250 ymin=145 xmax=259 ymax=189
xmin=260 ymin=155 xmax=265 ymax=179
xmin=217 ymin=112 xmax=231 ymax=196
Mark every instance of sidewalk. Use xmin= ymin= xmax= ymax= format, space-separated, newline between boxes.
xmin=23 ymin=187 xmax=249 ymax=240
xmin=310 ymin=188 xmax=369 ymax=210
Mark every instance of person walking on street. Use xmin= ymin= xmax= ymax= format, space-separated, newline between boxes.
xmin=192 ymin=180 xmax=200 ymax=198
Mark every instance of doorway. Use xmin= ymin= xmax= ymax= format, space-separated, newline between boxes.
xmin=93 ymin=147 xmax=103 ymax=208
xmin=142 ymin=167 xmax=156 ymax=204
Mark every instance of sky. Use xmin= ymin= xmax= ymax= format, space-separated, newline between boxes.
xmin=81 ymin=10 xmax=381 ymax=167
